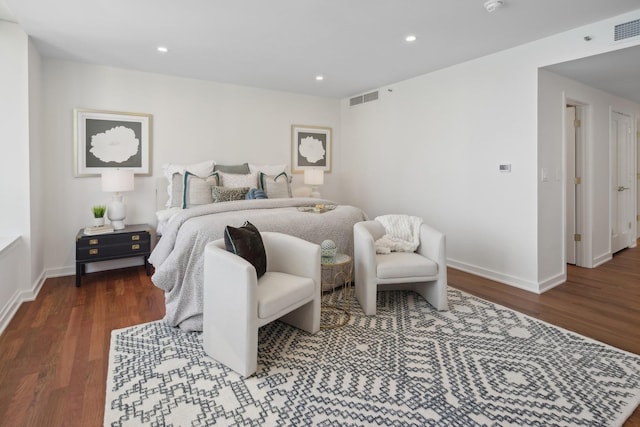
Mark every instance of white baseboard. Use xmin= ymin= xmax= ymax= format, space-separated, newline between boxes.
xmin=538 ymin=271 xmax=566 ymax=293
xmin=0 ymin=289 xmax=25 ymax=336
xmin=593 ymin=252 xmax=612 ymax=268
xmin=46 ymin=266 xmax=76 ymax=278
xmin=0 ymin=270 xmax=46 ymax=335
xmin=447 ymin=258 xmax=541 ymax=294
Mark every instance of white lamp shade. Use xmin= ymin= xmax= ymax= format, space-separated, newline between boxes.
xmin=304 ymin=169 xmax=324 ymax=186
xmin=101 ymin=169 xmax=134 ymax=193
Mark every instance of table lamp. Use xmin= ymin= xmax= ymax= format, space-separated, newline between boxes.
xmin=101 ymin=169 xmax=134 ymax=230
xmin=304 ymin=169 xmax=324 ymax=198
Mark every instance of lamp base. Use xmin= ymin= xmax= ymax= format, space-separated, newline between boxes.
xmin=107 ymin=194 xmax=127 ymax=230
xmin=110 ymin=220 xmax=125 ymax=230
xmin=310 ymin=186 xmax=321 ymax=199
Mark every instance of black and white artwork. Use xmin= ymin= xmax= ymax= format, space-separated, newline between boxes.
xmin=75 ymin=109 xmax=152 ymax=176
xmin=291 ymin=125 xmax=331 ymax=173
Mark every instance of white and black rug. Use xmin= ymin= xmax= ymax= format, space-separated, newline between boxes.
xmin=105 ymin=289 xmax=640 ymax=426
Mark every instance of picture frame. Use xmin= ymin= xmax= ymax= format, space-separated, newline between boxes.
xmin=74 ymin=109 xmax=152 ymax=176
xmin=291 ymin=125 xmax=332 ymax=173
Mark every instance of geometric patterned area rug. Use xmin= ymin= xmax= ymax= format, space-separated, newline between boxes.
xmin=105 ymin=289 xmax=640 ymax=426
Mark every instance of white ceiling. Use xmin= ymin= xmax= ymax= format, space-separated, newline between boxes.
xmin=2 ymin=0 xmax=640 ymax=99
xmin=544 ymin=44 xmax=640 ymax=104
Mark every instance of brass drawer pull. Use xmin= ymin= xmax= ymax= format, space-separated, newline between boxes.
xmin=89 ymin=249 xmax=98 ymax=255
xmin=131 ymin=235 xmax=140 ymax=241
xmin=132 ymin=244 xmax=140 ymax=250
xmin=89 ymin=239 xmax=98 ymax=245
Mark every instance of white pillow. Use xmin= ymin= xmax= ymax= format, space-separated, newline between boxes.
xmin=248 ymin=163 xmax=287 ymax=176
xmin=259 ymin=172 xmax=292 ymax=198
xmin=162 ymin=160 xmax=215 ymax=207
xmin=182 ymin=172 xmax=220 ymax=208
xmin=218 ymin=171 xmax=258 ymax=188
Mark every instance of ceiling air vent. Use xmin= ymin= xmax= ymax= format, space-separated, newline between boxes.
xmin=349 ymin=90 xmax=379 ymax=107
xmin=614 ymin=19 xmax=640 ymax=41
xmin=350 ymin=95 xmax=363 ymax=106
xmin=363 ymin=91 xmax=379 ymax=102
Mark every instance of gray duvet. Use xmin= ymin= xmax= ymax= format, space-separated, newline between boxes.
xmin=149 ymin=198 xmax=368 ymax=331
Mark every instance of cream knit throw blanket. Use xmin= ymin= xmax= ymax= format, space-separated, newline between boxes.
xmin=374 ymin=215 xmax=423 ymax=254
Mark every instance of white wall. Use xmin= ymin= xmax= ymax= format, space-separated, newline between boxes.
xmin=341 ymin=50 xmax=540 ymax=291
xmin=28 ymin=37 xmax=45 ymax=290
xmin=0 ymin=21 xmax=32 ymax=333
xmin=41 ymin=59 xmax=341 ymax=275
xmin=340 ymin=9 xmax=640 ymax=292
xmin=538 ymin=69 xmax=640 ymax=284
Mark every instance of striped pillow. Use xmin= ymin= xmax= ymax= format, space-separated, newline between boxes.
xmin=182 ymin=172 xmax=220 ymax=208
xmin=259 ymin=172 xmax=292 ymax=198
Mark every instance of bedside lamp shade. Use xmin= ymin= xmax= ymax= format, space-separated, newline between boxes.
xmin=101 ymin=169 xmax=134 ymax=230
xmin=102 ymin=169 xmax=134 ymax=193
xmin=304 ymin=169 xmax=324 ymax=198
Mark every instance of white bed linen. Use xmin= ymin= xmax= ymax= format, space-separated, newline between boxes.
xmin=149 ymin=198 xmax=367 ymax=331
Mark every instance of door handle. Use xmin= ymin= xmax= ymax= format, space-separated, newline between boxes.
xmin=617 ymin=186 xmax=630 ymax=192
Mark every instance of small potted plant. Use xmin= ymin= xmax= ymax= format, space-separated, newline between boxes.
xmin=92 ymin=205 xmax=106 ymax=226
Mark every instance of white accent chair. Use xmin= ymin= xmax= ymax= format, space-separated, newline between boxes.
xmin=203 ymin=232 xmax=321 ymax=377
xmin=354 ymin=220 xmax=448 ymax=315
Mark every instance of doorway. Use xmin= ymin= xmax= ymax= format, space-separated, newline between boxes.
xmin=610 ymin=110 xmax=635 ymax=254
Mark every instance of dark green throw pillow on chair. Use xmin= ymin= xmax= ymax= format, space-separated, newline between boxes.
xmin=223 ymin=221 xmax=267 ymax=278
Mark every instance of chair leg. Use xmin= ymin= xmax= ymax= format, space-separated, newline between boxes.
xmin=413 ymin=279 xmax=448 ymax=311
xmin=203 ymin=322 xmax=258 ymax=378
xmin=280 ymin=299 xmax=320 ymax=334
xmin=355 ymin=278 xmax=377 ymax=316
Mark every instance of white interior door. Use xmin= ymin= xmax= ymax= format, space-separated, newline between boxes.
xmin=566 ymin=106 xmax=577 ymax=264
xmin=611 ymin=111 xmax=634 ymax=253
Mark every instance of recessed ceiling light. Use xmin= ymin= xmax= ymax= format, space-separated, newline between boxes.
xmin=405 ymin=34 xmax=417 ymax=43
xmin=315 ymin=75 xmax=324 ymax=81
xmin=157 ymin=46 xmax=168 ymax=53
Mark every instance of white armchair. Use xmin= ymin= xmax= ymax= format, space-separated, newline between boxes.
xmin=203 ymin=232 xmax=321 ymax=377
xmin=354 ymin=220 xmax=448 ymax=315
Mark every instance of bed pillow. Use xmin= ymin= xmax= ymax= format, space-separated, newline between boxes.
xmin=182 ymin=172 xmax=220 ymax=208
xmin=245 ymin=188 xmax=268 ymax=200
xmin=259 ymin=172 xmax=292 ymax=198
xmin=218 ymin=171 xmax=258 ymax=188
xmin=172 ymin=171 xmax=220 ymax=209
xmin=211 ymin=186 xmax=249 ymax=202
xmin=248 ymin=164 xmax=287 ymax=176
xmin=163 ymin=160 xmax=215 ymax=207
xmin=224 ymin=221 xmax=267 ymax=278
xmin=214 ymin=163 xmax=250 ymax=174
xmin=170 ymin=172 xmax=185 ymax=208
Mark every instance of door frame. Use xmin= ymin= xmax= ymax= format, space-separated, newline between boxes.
xmin=563 ymin=97 xmax=591 ymax=268
xmin=609 ymin=108 xmax=638 ymax=252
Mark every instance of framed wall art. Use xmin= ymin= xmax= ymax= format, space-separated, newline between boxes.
xmin=291 ymin=125 xmax=332 ymax=173
xmin=74 ymin=109 xmax=152 ymax=176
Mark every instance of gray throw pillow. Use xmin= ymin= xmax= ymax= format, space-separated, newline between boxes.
xmin=213 ymin=163 xmax=250 ymax=174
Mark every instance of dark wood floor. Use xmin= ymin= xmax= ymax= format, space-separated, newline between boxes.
xmin=0 ymin=243 xmax=638 ymax=426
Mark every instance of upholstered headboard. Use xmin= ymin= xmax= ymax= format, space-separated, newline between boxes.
xmin=156 ymin=177 xmax=170 ymax=212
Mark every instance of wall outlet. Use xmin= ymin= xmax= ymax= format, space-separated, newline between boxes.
xmin=499 ymin=164 xmax=511 ymax=172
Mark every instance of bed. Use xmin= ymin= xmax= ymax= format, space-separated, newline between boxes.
xmin=149 ymin=162 xmax=367 ymax=331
